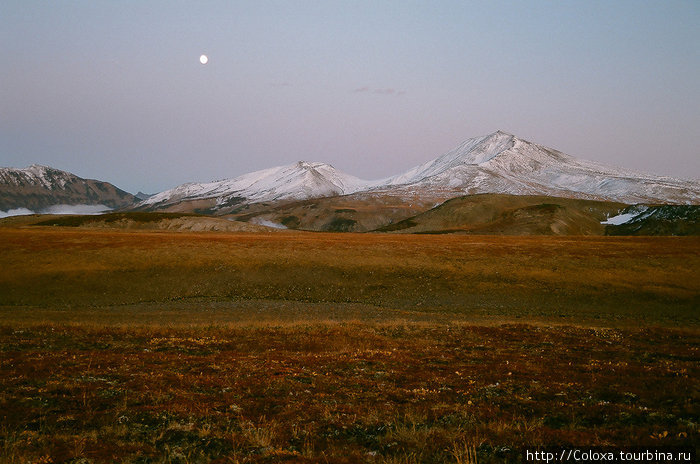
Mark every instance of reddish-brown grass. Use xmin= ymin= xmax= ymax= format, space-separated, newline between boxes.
xmin=1 ymin=228 xmax=698 ymax=326
xmin=0 ymin=227 xmax=698 ymax=462
xmin=1 ymin=324 xmax=697 ymax=463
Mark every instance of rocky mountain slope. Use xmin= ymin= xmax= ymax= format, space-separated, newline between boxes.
xmin=0 ymin=164 xmax=136 ymax=212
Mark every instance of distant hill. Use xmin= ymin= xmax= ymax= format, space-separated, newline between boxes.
xmin=0 ymin=164 xmax=137 ymax=212
xmin=134 ymin=191 xmax=154 ymax=201
xmin=231 ymin=191 xmax=443 ymax=232
xmin=374 ymin=194 xmax=627 ymax=235
xmin=24 ymin=211 xmax=277 ymax=233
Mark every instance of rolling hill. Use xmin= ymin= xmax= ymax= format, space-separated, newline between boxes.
xmin=376 ymin=194 xmax=627 ymax=235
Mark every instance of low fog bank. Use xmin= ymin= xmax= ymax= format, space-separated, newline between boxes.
xmin=0 ymin=204 xmax=111 ymax=218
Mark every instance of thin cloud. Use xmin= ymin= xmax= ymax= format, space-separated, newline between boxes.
xmin=353 ymin=86 xmax=406 ymax=96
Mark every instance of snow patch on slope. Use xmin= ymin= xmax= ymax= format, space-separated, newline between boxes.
xmin=601 ymin=206 xmax=650 ymax=225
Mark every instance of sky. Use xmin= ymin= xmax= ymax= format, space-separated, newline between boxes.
xmin=1 ymin=1 xmax=699 ymax=194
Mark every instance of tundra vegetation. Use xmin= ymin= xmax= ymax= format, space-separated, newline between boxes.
xmin=0 ymin=221 xmax=698 ymax=463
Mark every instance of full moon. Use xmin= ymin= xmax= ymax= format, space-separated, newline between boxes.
xmin=199 ymin=54 xmax=208 ymax=65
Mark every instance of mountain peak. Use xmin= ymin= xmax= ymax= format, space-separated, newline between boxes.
xmin=482 ymin=130 xmax=517 ymax=142
xmin=140 ymin=160 xmax=372 ymax=211
xmin=24 ymin=164 xmax=58 ymax=177
xmin=384 ymin=132 xmax=518 ymax=186
xmin=493 ymin=129 xmax=514 ymax=136
xmin=294 ymin=160 xmax=334 ymax=171
xmin=379 ymin=131 xmax=700 ymax=204
xmin=0 ymin=164 xmax=74 ymax=189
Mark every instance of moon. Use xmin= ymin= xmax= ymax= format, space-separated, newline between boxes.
xmin=199 ymin=54 xmax=208 ymax=65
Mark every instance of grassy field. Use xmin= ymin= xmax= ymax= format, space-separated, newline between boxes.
xmin=1 ymin=226 xmax=698 ymax=462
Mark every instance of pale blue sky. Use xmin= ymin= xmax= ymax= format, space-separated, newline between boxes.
xmin=1 ymin=1 xmax=698 ymax=193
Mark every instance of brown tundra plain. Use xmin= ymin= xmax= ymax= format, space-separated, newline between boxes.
xmin=0 ymin=224 xmax=698 ymax=463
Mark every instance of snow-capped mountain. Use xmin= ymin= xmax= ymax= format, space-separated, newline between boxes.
xmin=0 ymin=164 xmax=137 ymax=212
xmin=375 ymin=131 xmax=700 ymax=205
xmin=140 ymin=161 xmax=373 ymax=212
xmin=6 ymin=132 xmax=697 ymax=221
xmin=139 ymin=130 xmax=700 ymax=214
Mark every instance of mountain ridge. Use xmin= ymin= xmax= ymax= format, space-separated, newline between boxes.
xmin=137 ymin=131 xmax=699 ymax=213
xmin=0 ymin=164 xmax=137 ymax=212
xmin=3 ymin=131 xmax=699 ymax=217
